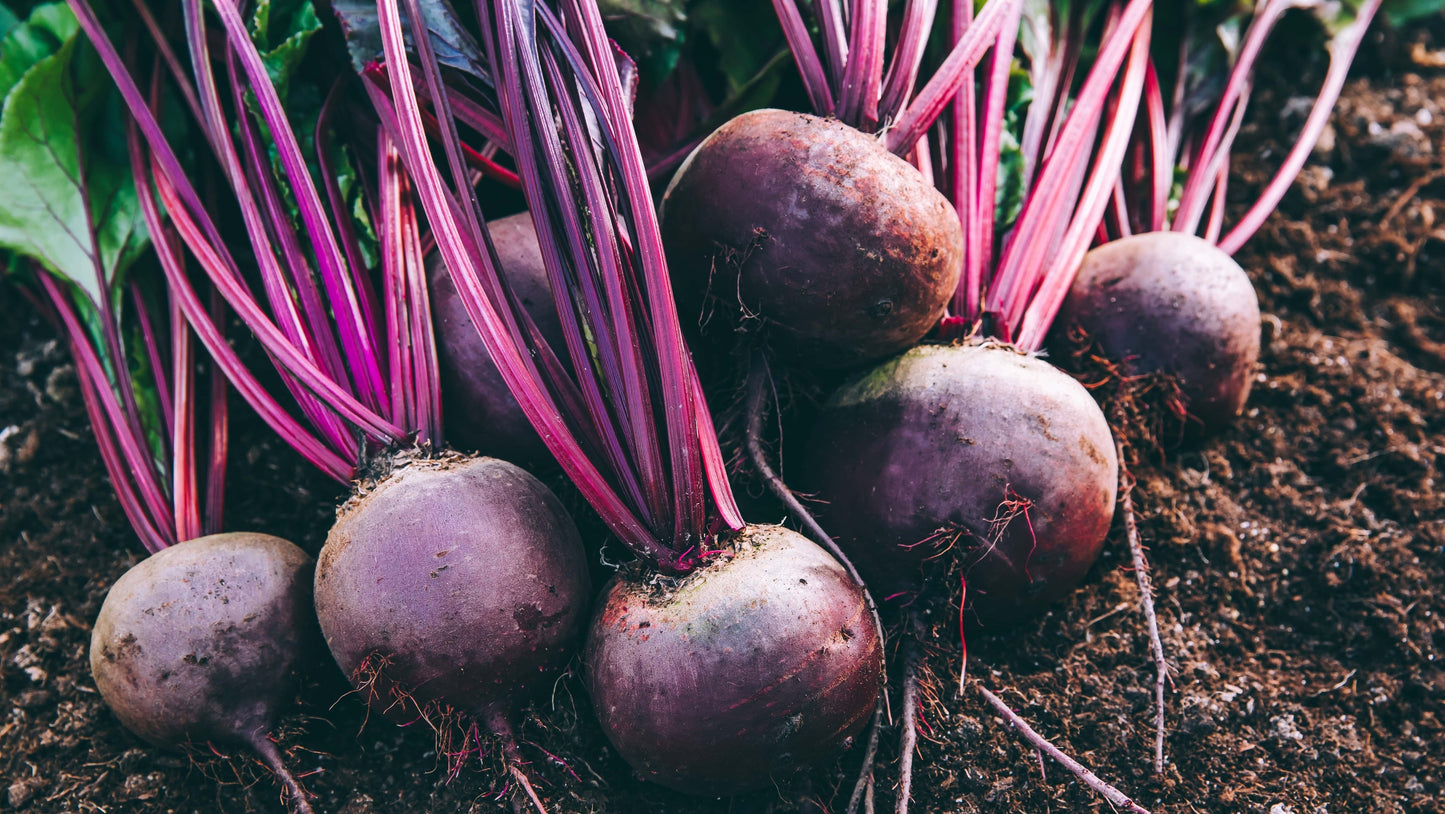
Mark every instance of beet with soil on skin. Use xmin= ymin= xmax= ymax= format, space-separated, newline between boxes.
xmin=660 ymin=109 xmax=963 ymax=369
xmin=1055 ymin=232 xmax=1262 ymax=429
xmin=429 ymin=212 xmax=566 ymax=465
xmin=803 ymin=344 xmax=1119 ymax=624
xmin=90 ymin=532 xmax=317 ymax=812
xmin=313 ymin=455 xmax=591 ymax=724
xmin=584 ymin=524 xmax=882 ymax=796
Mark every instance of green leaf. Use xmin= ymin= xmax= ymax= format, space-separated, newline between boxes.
xmin=600 ymin=0 xmax=686 ymax=84
xmin=0 ymin=4 xmax=147 ymax=305
xmin=1380 ymin=0 xmax=1445 ymax=25
xmin=250 ymin=0 xmax=323 ymax=103
xmin=328 ymin=0 xmax=489 ymax=81
xmin=0 ymin=5 xmax=21 ymax=42
xmin=994 ymin=63 xmax=1033 ymax=233
xmin=689 ymin=0 xmax=780 ymax=94
xmin=0 ymin=1 xmax=76 ymax=102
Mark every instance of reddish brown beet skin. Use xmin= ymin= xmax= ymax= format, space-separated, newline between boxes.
xmin=585 ymin=525 xmax=882 ymax=796
xmin=428 ymin=213 xmax=565 ymax=464
xmin=90 ymin=533 xmax=315 ymax=750
xmin=314 ymin=456 xmax=590 ymax=720
xmin=1056 ymin=232 xmax=1262 ymax=428
xmin=661 ymin=109 xmax=963 ymax=369
xmin=804 ymin=345 xmax=1119 ymax=624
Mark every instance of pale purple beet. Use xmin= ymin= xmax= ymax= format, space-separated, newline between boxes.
xmin=661 ymin=109 xmax=963 ymax=369
xmin=1055 ymin=232 xmax=1262 ymax=429
xmin=584 ymin=525 xmax=882 ymax=796
xmin=428 ymin=212 xmax=565 ymax=464
xmin=803 ymin=344 xmax=1119 ymax=624
xmin=90 ymin=532 xmax=317 ymax=812
xmin=313 ymin=455 xmax=590 ymax=723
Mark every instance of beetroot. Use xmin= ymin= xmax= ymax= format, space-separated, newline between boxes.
xmin=584 ymin=525 xmax=882 ymax=796
xmin=1056 ymin=232 xmax=1262 ymax=428
xmin=804 ymin=344 xmax=1118 ymax=624
xmin=90 ymin=533 xmax=316 ymax=812
xmin=313 ymin=455 xmax=590 ymax=728
xmin=661 ymin=109 xmax=963 ymax=369
xmin=429 ymin=213 xmax=565 ymax=464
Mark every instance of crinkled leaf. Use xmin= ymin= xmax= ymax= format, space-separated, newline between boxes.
xmin=994 ymin=63 xmax=1032 ymax=232
xmin=251 ymin=0 xmax=323 ymax=102
xmin=0 ymin=1 xmax=76 ymax=101
xmin=0 ymin=5 xmax=21 ymax=43
xmin=0 ymin=8 xmax=146 ymax=304
xmin=327 ymin=0 xmax=488 ymax=82
xmin=599 ymin=0 xmax=685 ymax=82
xmin=689 ymin=0 xmax=780 ymax=93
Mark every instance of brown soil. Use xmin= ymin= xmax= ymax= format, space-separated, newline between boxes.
xmin=4 ymin=18 xmax=1445 ymax=814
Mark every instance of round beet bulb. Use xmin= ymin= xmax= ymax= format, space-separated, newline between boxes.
xmin=314 ymin=455 xmax=590 ymax=723
xmin=804 ymin=344 xmax=1118 ymax=624
xmin=90 ymin=532 xmax=317 ymax=812
xmin=1056 ymin=232 xmax=1262 ymax=428
xmin=585 ymin=525 xmax=882 ymax=796
xmin=429 ymin=212 xmax=565 ymax=464
xmin=661 ymin=109 xmax=963 ymax=369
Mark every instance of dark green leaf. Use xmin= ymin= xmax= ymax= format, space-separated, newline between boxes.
xmin=689 ymin=0 xmax=780 ymax=93
xmin=1381 ymin=0 xmax=1445 ymax=25
xmin=326 ymin=0 xmax=489 ymax=82
xmin=251 ymin=0 xmax=323 ymax=102
xmin=600 ymin=0 xmax=686 ymax=83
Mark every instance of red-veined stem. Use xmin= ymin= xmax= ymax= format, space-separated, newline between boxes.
xmin=955 ymin=0 xmax=1022 ymax=321
xmin=1218 ymin=0 xmax=1381 ymax=253
xmin=1205 ymin=161 xmax=1229 ymax=244
xmin=74 ymin=0 xmax=407 ymax=445
xmin=839 ymin=0 xmax=887 ymax=128
xmin=1172 ymin=0 xmax=1300 ymax=230
xmin=771 ymin=0 xmax=836 ymax=115
xmin=315 ymin=80 xmax=387 ymax=358
xmin=885 ymin=0 xmax=1022 ymax=155
xmin=373 ymin=0 xmax=675 ymax=566
xmin=68 ymin=327 xmax=172 ymax=552
xmin=573 ymin=0 xmax=745 ymax=537
xmin=1111 ymin=178 xmax=1133 ymax=239
xmin=538 ymin=0 xmax=699 ymax=539
xmin=879 ymin=0 xmax=939 ymax=125
xmin=128 ymin=0 xmax=204 ymax=125
xmin=225 ymin=46 xmax=355 ymax=412
xmin=817 ymin=0 xmax=848 ymax=94
xmin=128 ymin=125 xmax=356 ymax=482
xmin=131 ymin=284 xmax=174 ymax=437
xmin=202 ymin=288 xmax=228 ymax=535
xmin=950 ymin=0 xmax=978 ymax=321
xmin=170 ymin=282 xmax=201 ymax=544
xmin=166 ymin=1 xmax=380 ymax=449
xmin=987 ymin=0 xmax=1153 ymax=341
xmin=207 ymin=0 xmax=375 ymax=394
xmin=485 ymin=4 xmax=666 ymax=527
xmin=1173 ymin=80 xmax=1249 ymax=236
xmin=40 ymin=274 xmax=173 ymax=550
xmin=1144 ymin=62 xmax=1170 ymax=232
xmin=1017 ymin=13 xmax=1152 ymax=350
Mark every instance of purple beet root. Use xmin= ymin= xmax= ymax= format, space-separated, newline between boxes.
xmin=90 ymin=532 xmax=317 ymax=813
xmin=585 ymin=525 xmax=882 ymax=796
xmin=429 ymin=212 xmax=565 ymax=464
xmin=1056 ymin=232 xmax=1262 ymax=429
xmin=314 ymin=455 xmax=590 ymax=724
xmin=661 ymin=109 xmax=963 ymax=369
xmin=804 ymin=344 xmax=1119 ymax=625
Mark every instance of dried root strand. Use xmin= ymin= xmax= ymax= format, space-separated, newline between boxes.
xmin=974 ymin=683 xmax=1151 ymax=814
